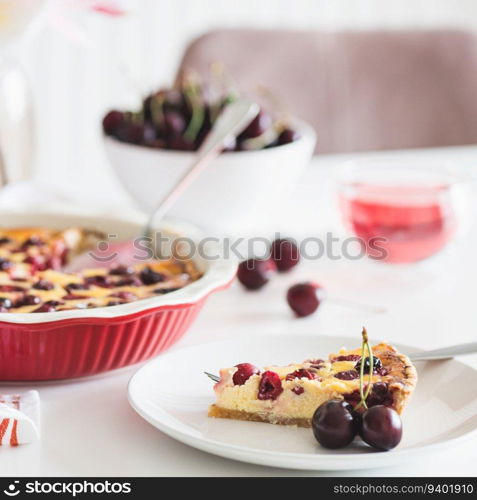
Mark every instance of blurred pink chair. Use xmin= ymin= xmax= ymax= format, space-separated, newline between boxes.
xmin=177 ymin=29 xmax=477 ymax=154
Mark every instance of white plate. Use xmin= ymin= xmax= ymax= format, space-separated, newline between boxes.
xmin=128 ymin=334 xmax=477 ymax=471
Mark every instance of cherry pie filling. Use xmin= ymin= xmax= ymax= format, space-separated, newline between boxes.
xmin=0 ymin=228 xmax=201 ymax=313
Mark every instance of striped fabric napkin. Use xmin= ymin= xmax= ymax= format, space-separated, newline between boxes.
xmin=0 ymin=391 xmax=40 ymax=446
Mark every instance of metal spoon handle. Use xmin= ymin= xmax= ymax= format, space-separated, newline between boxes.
xmin=141 ymin=98 xmax=259 ymax=237
xmin=408 ymin=342 xmax=477 ymax=361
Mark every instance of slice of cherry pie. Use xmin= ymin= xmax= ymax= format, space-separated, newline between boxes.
xmin=0 ymin=226 xmax=201 ymax=313
xmin=208 ymin=343 xmax=417 ymax=427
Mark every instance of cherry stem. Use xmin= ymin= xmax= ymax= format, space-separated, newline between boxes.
xmin=328 ymin=297 xmax=386 ymax=314
xmin=355 ymin=327 xmax=374 ymax=410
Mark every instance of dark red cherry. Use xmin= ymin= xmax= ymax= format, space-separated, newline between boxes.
xmin=163 ymin=110 xmax=186 ymax=135
xmin=0 ymin=297 xmax=12 ymax=309
xmin=232 ymin=363 xmax=260 ymax=385
xmin=33 ymin=279 xmax=54 ymax=291
xmin=32 ymin=300 xmax=62 ymax=313
xmin=109 ymin=291 xmax=137 ymax=301
xmin=102 ymin=110 xmax=125 ymax=135
xmin=237 ymin=258 xmax=276 ymax=290
xmin=257 ymin=371 xmax=283 ymax=400
xmin=277 ymin=128 xmax=299 ymax=145
xmin=62 ymin=294 xmax=89 ymax=300
xmin=139 ymin=267 xmax=166 ymax=285
xmin=22 ymin=236 xmax=44 ymax=247
xmin=84 ymin=275 xmax=113 ymax=288
xmin=240 ymin=110 xmax=271 ymax=138
xmin=153 ymin=287 xmax=180 ymax=294
xmin=355 ymin=356 xmax=383 ymax=374
xmin=141 ymin=122 xmax=157 ymax=144
xmin=0 ymin=258 xmax=12 ymax=271
xmin=167 ymin=134 xmax=195 ymax=151
xmin=334 ymin=370 xmax=359 ymax=380
xmin=15 ymin=295 xmax=40 ymax=307
xmin=270 ymin=238 xmax=300 ymax=271
xmin=332 ymin=354 xmax=361 ymax=362
xmin=109 ymin=265 xmax=134 ymax=276
xmin=285 ymin=369 xmax=317 ymax=381
xmin=116 ymin=277 xmax=142 ymax=287
xmin=286 ymin=282 xmax=325 ymax=317
xmin=65 ymin=282 xmax=89 ymax=292
xmin=0 ymin=285 xmax=26 ymax=292
xmin=360 ymin=405 xmax=403 ymax=451
xmin=122 ymin=123 xmax=146 ymax=144
xmin=312 ymin=399 xmax=358 ymax=449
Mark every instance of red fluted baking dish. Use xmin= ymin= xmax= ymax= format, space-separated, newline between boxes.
xmin=0 ymin=212 xmax=236 ymax=380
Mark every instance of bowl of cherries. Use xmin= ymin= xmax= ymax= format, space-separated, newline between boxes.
xmin=102 ymin=76 xmax=316 ymax=234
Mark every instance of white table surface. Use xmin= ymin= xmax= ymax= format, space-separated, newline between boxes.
xmin=1 ymin=145 xmax=477 ymax=477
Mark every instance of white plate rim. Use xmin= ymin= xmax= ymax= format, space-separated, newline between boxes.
xmin=128 ymin=335 xmax=477 ymax=471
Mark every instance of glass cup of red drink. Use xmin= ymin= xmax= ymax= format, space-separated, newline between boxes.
xmin=337 ymin=158 xmax=468 ymax=264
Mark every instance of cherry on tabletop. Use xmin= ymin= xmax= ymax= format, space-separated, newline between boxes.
xmin=232 ymin=363 xmax=260 ymax=385
xmin=360 ymin=405 xmax=403 ymax=451
xmin=237 ymin=258 xmax=276 ymax=290
xmin=270 ymin=238 xmax=300 ymax=271
xmin=287 ymin=282 xmax=325 ymax=317
xmin=312 ymin=399 xmax=358 ymax=449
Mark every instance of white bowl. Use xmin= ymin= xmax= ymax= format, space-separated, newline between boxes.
xmin=104 ymin=119 xmax=316 ymax=234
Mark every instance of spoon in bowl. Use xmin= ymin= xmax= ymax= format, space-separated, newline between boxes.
xmin=65 ymin=98 xmax=259 ymax=272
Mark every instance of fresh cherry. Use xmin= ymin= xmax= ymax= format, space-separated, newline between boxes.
xmin=277 ymin=128 xmax=299 ymax=145
xmin=102 ymin=110 xmax=125 ymax=135
xmin=237 ymin=258 xmax=276 ymax=290
xmin=257 ymin=371 xmax=283 ymax=400
xmin=312 ymin=399 xmax=358 ymax=449
xmin=163 ymin=110 xmax=186 ymax=135
xmin=360 ymin=405 xmax=403 ymax=451
xmin=232 ymin=363 xmax=260 ymax=385
xmin=116 ymin=122 xmax=145 ymax=144
xmin=270 ymin=238 xmax=300 ymax=271
xmin=286 ymin=282 xmax=325 ymax=317
xmin=240 ymin=110 xmax=271 ymax=138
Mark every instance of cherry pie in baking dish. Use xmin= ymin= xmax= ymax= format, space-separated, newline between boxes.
xmin=0 ymin=227 xmax=201 ymax=313
xmin=208 ymin=343 xmax=417 ymax=427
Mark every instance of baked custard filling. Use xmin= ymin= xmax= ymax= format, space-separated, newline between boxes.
xmin=0 ymin=227 xmax=201 ymax=313
xmin=209 ymin=343 xmax=417 ymax=427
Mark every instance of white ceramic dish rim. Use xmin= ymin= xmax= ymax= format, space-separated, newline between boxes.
xmin=103 ymin=118 xmax=316 ymax=158
xmin=128 ymin=335 xmax=477 ymax=471
xmin=0 ymin=212 xmax=237 ymax=324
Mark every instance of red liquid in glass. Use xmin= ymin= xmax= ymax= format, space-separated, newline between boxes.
xmin=341 ymin=185 xmax=456 ymax=263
